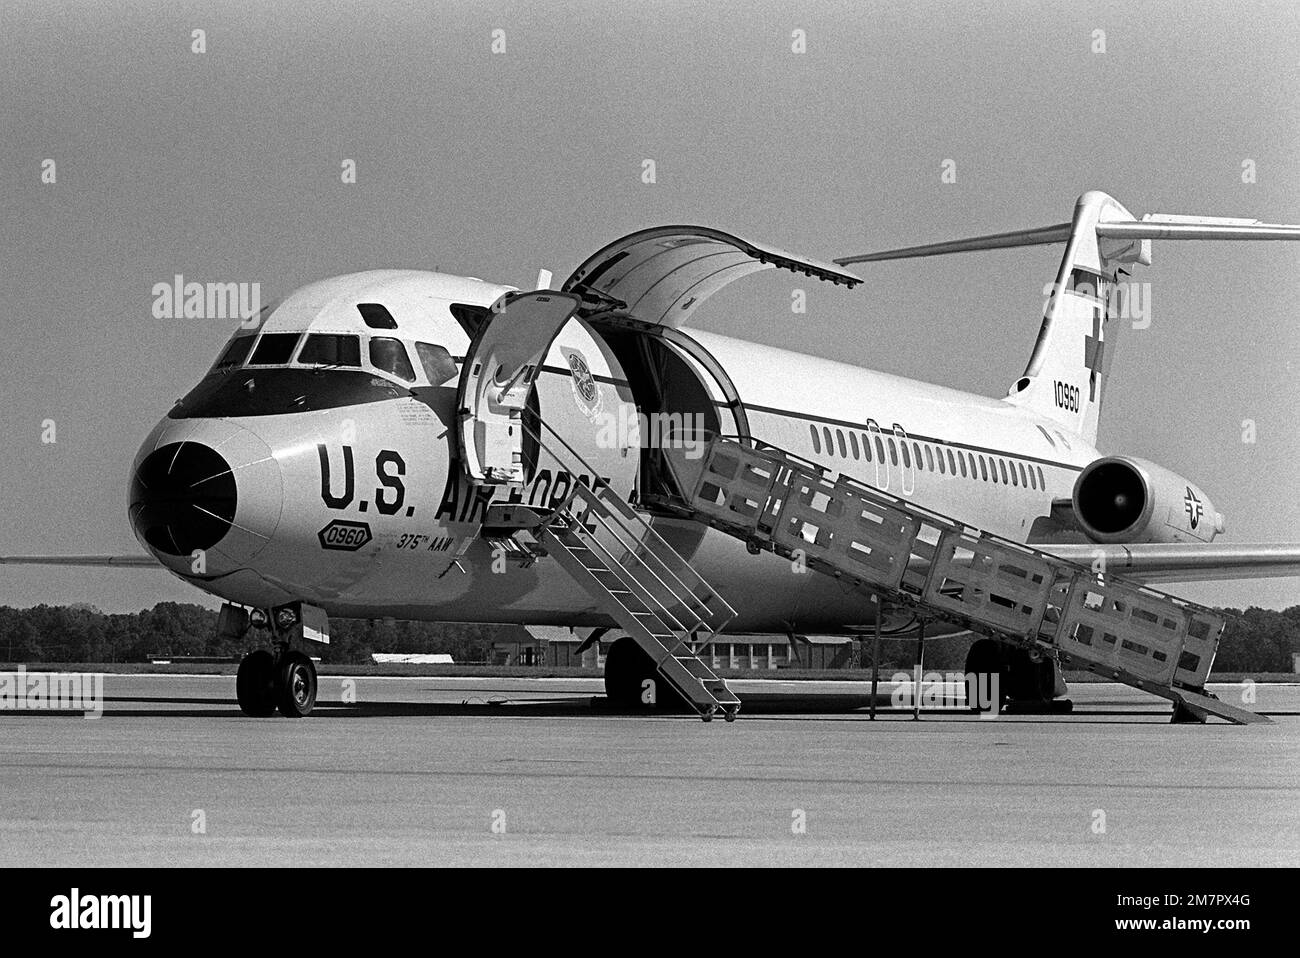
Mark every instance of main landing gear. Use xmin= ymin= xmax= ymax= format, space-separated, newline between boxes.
xmin=603 ymin=635 xmax=688 ymax=713
xmin=236 ymin=647 xmax=319 ymax=717
xmin=965 ymin=637 xmax=1072 ymax=715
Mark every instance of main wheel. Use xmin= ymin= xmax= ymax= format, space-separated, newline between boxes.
xmin=964 ymin=638 xmax=1008 ymax=713
xmin=236 ymin=649 xmax=277 ymax=717
xmin=603 ymin=636 xmax=686 ymax=711
xmin=276 ymin=650 xmax=318 ymax=718
xmin=1004 ymin=648 xmax=1056 ymax=702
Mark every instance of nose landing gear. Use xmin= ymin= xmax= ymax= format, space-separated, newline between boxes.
xmin=276 ymin=650 xmax=318 ymax=717
xmin=235 ymin=649 xmax=277 ymax=717
xmin=229 ymin=601 xmax=327 ymax=718
xmin=236 ymin=647 xmax=319 ymax=717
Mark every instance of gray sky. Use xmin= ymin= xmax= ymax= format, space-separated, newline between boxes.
xmin=2 ymin=0 xmax=1298 ymax=612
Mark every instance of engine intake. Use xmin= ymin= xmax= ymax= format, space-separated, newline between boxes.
xmin=1072 ymin=456 xmax=1222 ymax=544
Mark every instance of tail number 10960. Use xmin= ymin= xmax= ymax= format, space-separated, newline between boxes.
xmin=1054 ymin=381 xmax=1080 ymax=413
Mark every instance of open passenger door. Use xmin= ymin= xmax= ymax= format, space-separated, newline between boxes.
xmin=456 ymin=291 xmax=583 ymax=484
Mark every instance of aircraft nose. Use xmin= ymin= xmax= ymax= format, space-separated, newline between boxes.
xmin=129 ymin=442 xmax=237 ymax=556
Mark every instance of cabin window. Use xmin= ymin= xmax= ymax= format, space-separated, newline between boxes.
xmin=999 ymin=460 xmax=1009 ymax=484
xmin=810 ymin=425 xmax=821 ymax=454
xmin=947 ymin=449 xmax=957 ymax=474
xmin=978 ymin=456 xmax=988 ymax=481
xmin=248 ymin=333 xmax=301 ymax=365
xmin=357 ymin=303 xmax=398 ymax=330
xmin=298 ymin=334 xmax=361 ymax=367
xmin=1037 ymin=466 xmax=1046 ymax=489
xmin=862 ymin=434 xmax=872 ymax=462
xmin=1018 ymin=462 xmax=1029 ymax=487
xmin=913 ymin=442 xmax=923 ymax=470
xmin=1009 ymin=460 xmax=1018 ymax=486
xmin=415 ymin=342 xmax=457 ymax=385
xmin=837 ymin=430 xmax=847 ymax=458
xmin=958 ymin=452 xmax=967 ymax=478
xmin=900 ymin=442 xmax=911 ymax=468
xmin=924 ymin=446 xmax=934 ymax=471
xmin=888 ymin=439 xmax=898 ymax=466
xmin=823 ymin=427 xmax=834 ymax=454
xmin=215 ymin=334 xmax=255 ymax=369
xmin=968 ymin=453 xmax=978 ymax=478
xmin=849 ymin=432 xmax=860 ymax=459
xmin=370 ymin=337 xmax=416 ymax=381
xmin=874 ymin=437 xmax=885 ymax=463
xmin=936 ymin=448 xmax=946 ymax=474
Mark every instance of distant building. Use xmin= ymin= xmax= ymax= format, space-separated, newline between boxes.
xmin=371 ymin=653 xmax=454 ymax=665
xmin=1292 ymin=652 xmax=1300 ymax=674
xmin=543 ymin=631 xmax=853 ymax=670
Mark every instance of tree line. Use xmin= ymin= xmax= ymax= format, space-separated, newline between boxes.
xmin=0 ymin=603 xmax=520 ymax=665
xmin=0 ymin=602 xmax=1296 ymax=673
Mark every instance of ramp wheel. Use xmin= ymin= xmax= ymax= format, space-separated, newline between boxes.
xmin=276 ymin=650 xmax=318 ymax=718
xmin=236 ymin=650 xmax=277 ymax=717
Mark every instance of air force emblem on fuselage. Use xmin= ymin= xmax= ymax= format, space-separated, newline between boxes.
xmin=1184 ymin=486 xmax=1203 ymax=530
xmin=562 ymin=347 xmax=602 ymax=420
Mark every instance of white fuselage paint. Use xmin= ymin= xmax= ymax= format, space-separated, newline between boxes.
xmin=132 ymin=271 xmax=1099 ymax=633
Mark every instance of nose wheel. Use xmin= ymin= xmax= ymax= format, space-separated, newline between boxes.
xmin=276 ymin=650 xmax=318 ymax=717
xmin=236 ymin=648 xmax=318 ymax=717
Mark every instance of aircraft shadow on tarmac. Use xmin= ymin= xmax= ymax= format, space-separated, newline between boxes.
xmin=0 ymin=692 xmax=1204 ymax=723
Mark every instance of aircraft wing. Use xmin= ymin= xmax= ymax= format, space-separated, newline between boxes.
xmin=0 ymin=554 xmax=160 ymax=568
xmin=1039 ymin=543 xmax=1300 ymax=584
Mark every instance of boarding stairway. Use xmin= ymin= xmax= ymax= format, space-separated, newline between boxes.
xmin=482 ymin=420 xmax=742 ymax=721
xmin=677 ymin=436 xmax=1266 ymax=725
xmin=473 ymin=418 xmax=1261 ymax=724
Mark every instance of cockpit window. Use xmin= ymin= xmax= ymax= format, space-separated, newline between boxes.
xmin=415 ymin=342 xmax=457 ymax=386
xmin=450 ymin=303 xmax=490 ymax=337
xmin=214 ymin=334 xmax=255 ymax=369
xmin=357 ymin=303 xmax=398 ymax=329
xmin=298 ymin=333 xmax=361 ymax=367
xmin=248 ymin=333 xmax=301 ymax=365
xmin=370 ymin=337 xmax=415 ymax=381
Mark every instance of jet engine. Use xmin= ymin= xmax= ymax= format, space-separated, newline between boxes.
xmin=1071 ymin=455 xmax=1223 ymax=544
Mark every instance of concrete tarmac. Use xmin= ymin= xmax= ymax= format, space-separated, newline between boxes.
xmin=1 ymin=675 xmax=1296 ymax=866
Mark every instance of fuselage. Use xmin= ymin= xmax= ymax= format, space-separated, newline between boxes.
xmin=127 ymin=269 xmax=1116 ymax=633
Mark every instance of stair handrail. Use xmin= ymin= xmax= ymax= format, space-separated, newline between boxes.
xmin=521 ymin=414 xmax=735 ymax=623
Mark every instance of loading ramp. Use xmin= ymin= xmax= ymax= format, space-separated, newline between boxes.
xmin=472 ymin=422 xmax=1262 ymax=724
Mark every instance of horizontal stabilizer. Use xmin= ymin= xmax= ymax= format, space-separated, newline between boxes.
xmin=1098 ymin=214 xmax=1300 ymax=241
xmin=837 ymin=197 xmax=1300 ymax=265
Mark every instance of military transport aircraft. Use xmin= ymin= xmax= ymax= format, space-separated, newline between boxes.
xmin=4 ymin=190 xmax=1299 ymax=723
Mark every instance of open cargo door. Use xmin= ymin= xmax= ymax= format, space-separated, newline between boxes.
xmin=563 ymin=226 xmax=860 ymax=329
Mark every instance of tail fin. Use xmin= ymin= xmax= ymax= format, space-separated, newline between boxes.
xmin=1004 ymin=191 xmax=1145 ymax=444
xmin=836 ymin=191 xmax=1300 ymax=446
